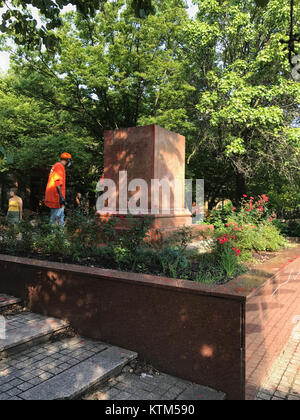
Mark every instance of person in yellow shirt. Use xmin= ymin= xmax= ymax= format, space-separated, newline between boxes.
xmin=7 ymin=188 xmax=23 ymax=225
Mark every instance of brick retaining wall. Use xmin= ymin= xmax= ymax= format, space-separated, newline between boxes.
xmin=244 ymin=247 xmax=300 ymax=399
xmin=1 ymin=245 xmax=299 ymax=400
xmin=0 ymin=254 xmax=245 ymax=400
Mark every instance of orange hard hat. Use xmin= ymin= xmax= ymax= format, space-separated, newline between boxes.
xmin=61 ymin=152 xmax=72 ymax=160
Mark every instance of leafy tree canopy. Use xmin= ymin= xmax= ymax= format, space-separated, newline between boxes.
xmin=0 ymin=0 xmax=273 ymax=50
xmin=0 ymin=0 xmax=299 ymax=213
xmin=0 ymin=0 xmax=160 ymax=49
xmin=0 ymin=0 xmax=107 ymax=49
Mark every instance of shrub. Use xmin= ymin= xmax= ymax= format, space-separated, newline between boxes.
xmin=195 ymin=251 xmax=246 ymax=284
xmin=0 ymin=213 xmax=246 ymax=285
xmin=218 ymin=222 xmax=285 ymax=254
xmin=157 ymin=247 xmax=191 ymax=279
xmin=195 ymin=253 xmax=225 ymax=284
xmin=213 ymin=194 xmax=286 ymax=258
xmin=220 ymin=242 xmax=239 ymax=278
xmin=205 ymin=201 xmax=234 ymax=230
xmin=36 ymin=230 xmax=71 ymax=258
xmin=272 ymin=219 xmax=300 ymax=238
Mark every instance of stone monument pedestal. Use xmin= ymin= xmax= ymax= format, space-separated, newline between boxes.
xmin=96 ymin=124 xmax=213 ymax=242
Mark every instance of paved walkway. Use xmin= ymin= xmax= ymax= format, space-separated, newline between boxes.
xmin=245 ymin=249 xmax=300 ymax=399
xmin=0 ymin=336 xmax=111 ymax=400
xmin=87 ymin=327 xmax=300 ymax=401
xmin=83 ymin=370 xmax=225 ymax=400
xmin=255 ymin=328 xmax=300 ymax=400
xmin=1 ymin=293 xmax=298 ymax=400
xmin=0 ymin=297 xmax=224 ymax=400
xmin=0 ymin=306 xmax=138 ymax=400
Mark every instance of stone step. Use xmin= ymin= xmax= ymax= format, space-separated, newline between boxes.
xmin=176 ymin=383 xmax=226 ymax=400
xmin=0 ymin=312 xmax=69 ymax=358
xmin=0 ymin=336 xmax=137 ymax=400
xmin=21 ymin=347 xmax=138 ymax=400
xmin=0 ymin=294 xmax=22 ymax=313
xmin=83 ymin=370 xmax=227 ymax=401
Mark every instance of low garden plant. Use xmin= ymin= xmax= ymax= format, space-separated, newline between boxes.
xmin=207 ymin=195 xmax=287 ymax=266
xmin=0 ymin=210 xmax=245 ymax=285
xmin=0 ymin=196 xmax=287 ymax=285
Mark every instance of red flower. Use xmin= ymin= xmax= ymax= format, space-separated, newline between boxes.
xmin=232 ymin=207 xmax=236 ymax=211
xmin=250 ymin=196 xmax=254 ymax=200
xmin=261 ymin=194 xmax=269 ymax=202
xmin=243 ymin=194 xmax=247 ymax=198
xmin=246 ymin=209 xmax=250 ymax=212
xmin=218 ymin=235 xmax=229 ymax=245
xmin=225 ymin=223 xmax=229 ymax=227
xmin=232 ymin=247 xmax=241 ymax=257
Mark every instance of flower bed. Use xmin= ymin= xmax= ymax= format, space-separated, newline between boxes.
xmin=0 ymin=195 xmax=288 ymax=287
xmin=0 ymin=212 xmax=243 ymax=285
xmin=205 ymin=194 xmax=287 ymax=271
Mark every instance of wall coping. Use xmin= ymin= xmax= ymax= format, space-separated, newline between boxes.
xmin=228 ymin=244 xmax=300 ymax=299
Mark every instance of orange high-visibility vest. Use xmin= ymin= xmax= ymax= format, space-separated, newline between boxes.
xmin=45 ymin=162 xmax=66 ymax=209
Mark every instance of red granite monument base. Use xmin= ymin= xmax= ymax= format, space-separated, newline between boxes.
xmin=96 ymin=212 xmax=214 ymax=243
xmin=97 ymin=124 xmax=213 ymax=242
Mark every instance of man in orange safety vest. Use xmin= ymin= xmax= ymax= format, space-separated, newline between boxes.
xmin=45 ymin=153 xmax=72 ymax=226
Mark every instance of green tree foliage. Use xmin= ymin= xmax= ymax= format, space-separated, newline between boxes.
xmin=255 ymin=0 xmax=270 ymax=6
xmin=0 ymin=1 xmax=109 ymax=49
xmin=187 ymin=0 xmax=299 ymax=206
xmin=9 ymin=0 xmax=194 ymax=133
xmin=0 ymin=0 xmax=299 ymax=212
xmin=0 ymin=0 xmax=158 ymax=49
xmin=0 ymin=144 xmax=13 ymax=168
xmin=0 ymin=0 xmax=271 ymax=50
xmin=0 ymin=76 xmax=101 ymax=192
xmin=190 ymin=0 xmax=300 ymax=206
xmin=130 ymin=0 xmax=155 ymax=18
